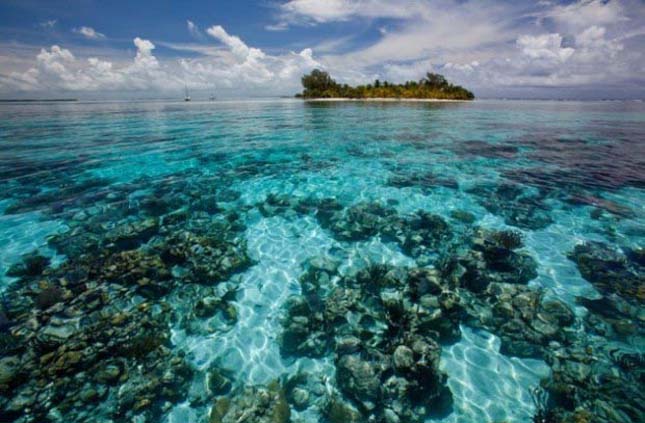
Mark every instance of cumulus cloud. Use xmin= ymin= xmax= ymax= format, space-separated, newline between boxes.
xmin=444 ymin=24 xmax=630 ymax=91
xmin=133 ymin=37 xmax=156 ymax=64
xmin=73 ymin=26 xmax=106 ymax=40
xmin=1 ymin=38 xmax=175 ymax=92
xmin=207 ymin=25 xmax=261 ymax=61
xmin=178 ymin=25 xmax=321 ymax=88
xmin=313 ymin=0 xmax=644 ymax=96
xmin=0 ymin=26 xmax=322 ymax=96
xmin=3 ymin=1 xmax=644 ymax=98
xmin=573 ymin=25 xmax=624 ymax=62
xmin=517 ymin=34 xmax=575 ymax=62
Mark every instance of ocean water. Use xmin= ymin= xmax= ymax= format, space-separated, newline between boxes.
xmin=0 ymin=99 xmax=643 ymax=423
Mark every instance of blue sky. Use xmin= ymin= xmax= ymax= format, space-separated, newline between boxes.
xmin=0 ymin=0 xmax=644 ymax=99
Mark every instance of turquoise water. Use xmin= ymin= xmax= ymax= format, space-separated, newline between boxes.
xmin=0 ymin=99 xmax=643 ymax=423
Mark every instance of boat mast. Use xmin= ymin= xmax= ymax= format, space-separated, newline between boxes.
xmin=184 ymin=83 xmax=191 ymax=101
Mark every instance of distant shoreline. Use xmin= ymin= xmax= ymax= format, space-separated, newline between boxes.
xmin=302 ymin=97 xmax=471 ymax=103
xmin=0 ymin=99 xmax=78 ymax=103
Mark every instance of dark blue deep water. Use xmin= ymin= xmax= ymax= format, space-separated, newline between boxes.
xmin=0 ymin=99 xmax=643 ymax=423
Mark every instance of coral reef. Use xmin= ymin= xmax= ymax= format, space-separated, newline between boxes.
xmin=467 ymin=183 xmax=553 ymax=230
xmin=0 ymin=126 xmax=642 ymax=423
xmin=0 ymin=176 xmax=251 ymax=422
xmin=280 ymin=262 xmax=461 ymax=422
xmin=209 ymin=381 xmax=290 ymax=423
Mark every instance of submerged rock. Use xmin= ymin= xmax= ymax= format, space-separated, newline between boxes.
xmin=577 ymin=295 xmax=643 ymax=339
xmin=464 ymin=283 xmax=575 ymax=358
xmin=0 ymin=242 xmax=196 ymax=423
xmin=105 ymin=217 xmax=159 ymax=250
xmin=208 ymin=381 xmax=290 ymax=423
xmin=450 ymin=210 xmax=476 ymax=224
xmin=336 ymin=354 xmax=381 ymax=411
xmin=6 ymin=252 xmax=50 ymax=277
xmin=386 ymin=171 xmax=459 ymax=191
xmin=103 ymin=250 xmax=172 ymax=297
xmin=324 ymin=396 xmax=363 ymax=423
xmin=393 ymin=345 xmax=415 ymax=370
xmin=444 ymin=228 xmax=538 ymax=293
xmin=279 ymin=262 xmax=454 ymax=422
xmin=394 ymin=212 xmax=453 ymax=265
xmin=539 ymin=342 xmax=645 ymax=423
xmin=326 ymin=202 xmax=399 ymax=241
xmin=568 ymin=242 xmax=644 ymax=304
xmin=35 ymin=285 xmax=65 ymax=310
xmin=467 ymin=183 xmax=553 ymax=230
xmin=283 ymin=372 xmax=326 ymax=412
xmin=0 ymin=356 xmax=21 ymax=388
xmin=280 ymin=296 xmax=329 ymax=357
xmin=159 ymin=230 xmax=251 ymax=284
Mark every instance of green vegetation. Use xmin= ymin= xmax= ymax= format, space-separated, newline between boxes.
xmin=296 ymin=69 xmax=474 ymax=100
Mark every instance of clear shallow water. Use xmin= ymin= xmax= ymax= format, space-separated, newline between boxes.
xmin=0 ymin=99 xmax=643 ymax=423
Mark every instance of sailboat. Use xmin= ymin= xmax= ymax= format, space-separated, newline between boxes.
xmin=184 ymin=84 xmax=191 ymax=102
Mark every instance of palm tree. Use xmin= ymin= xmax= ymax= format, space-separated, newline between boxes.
xmin=421 ymin=72 xmax=448 ymax=88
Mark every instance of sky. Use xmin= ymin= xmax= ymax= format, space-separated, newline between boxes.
xmin=0 ymin=0 xmax=644 ymax=99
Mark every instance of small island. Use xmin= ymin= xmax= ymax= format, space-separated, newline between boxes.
xmin=296 ymin=69 xmax=474 ymax=101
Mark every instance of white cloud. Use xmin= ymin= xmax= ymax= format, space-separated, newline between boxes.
xmin=187 ymin=20 xmax=205 ymax=40
xmin=517 ymin=33 xmax=575 ymax=62
xmin=383 ymin=58 xmax=436 ymax=82
xmin=311 ymin=0 xmax=644 ymax=96
xmin=545 ymin=0 xmax=627 ymax=29
xmin=265 ymin=22 xmax=289 ymax=31
xmin=207 ymin=25 xmax=261 ymax=61
xmin=573 ymin=26 xmax=623 ymax=63
xmin=73 ymin=26 xmax=106 ymax=40
xmin=282 ymin=0 xmax=357 ymax=22
xmin=2 ymin=38 xmax=175 ymax=92
xmin=3 ymin=2 xmax=645 ymax=98
xmin=39 ymin=20 xmax=57 ymax=29
xmin=311 ymin=35 xmax=356 ymax=54
xmin=202 ymin=25 xmax=275 ymax=84
xmin=133 ymin=37 xmax=155 ymax=58
xmin=157 ymin=41 xmax=226 ymax=57
xmin=379 ymin=22 xmax=632 ymax=92
xmin=35 ymin=45 xmax=76 ymax=84
xmin=0 ymin=26 xmax=322 ymax=96
xmin=131 ymin=37 xmax=160 ymax=74
xmin=279 ymin=0 xmax=424 ymax=23
xmin=576 ymin=25 xmax=607 ymax=46
xmin=444 ymin=61 xmax=480 ymax=73
xmin=445 ymin=24 xmax=630 ymax=90
xmin=193 ymin=25 xmax=321 ymax=87
xmin=319 ymin=1 xmax=518 ymax=70
xmin=38 ymin=45 xmax=75 ymax=63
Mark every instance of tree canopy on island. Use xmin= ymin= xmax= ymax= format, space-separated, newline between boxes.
xmin=296 ymin=69 xmax=474 ymax=100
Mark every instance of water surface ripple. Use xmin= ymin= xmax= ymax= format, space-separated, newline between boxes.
xmin=0 ymin=99 xmax=643 ymax=423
